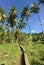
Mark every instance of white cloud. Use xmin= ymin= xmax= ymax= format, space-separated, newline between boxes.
xmin=31 ymin=30 xmax=36 ymax=33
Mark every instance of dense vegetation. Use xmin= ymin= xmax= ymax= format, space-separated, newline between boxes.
xmin=0 ymin=32 xmax=44 ymax=65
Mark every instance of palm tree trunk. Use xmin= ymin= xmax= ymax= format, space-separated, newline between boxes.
xmin=0 ymin=35 xmax=2 ymax=44
xmin=12 ymin=27 xmax=14 ymax=43
xmin=37 ymin=13 xmax=44 ymax=35
xmin=27 ymin=21 xmax=32 ymax=42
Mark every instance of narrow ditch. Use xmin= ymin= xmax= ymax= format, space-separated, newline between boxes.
xmin=19 ymin=44 xmax=26 ymax=65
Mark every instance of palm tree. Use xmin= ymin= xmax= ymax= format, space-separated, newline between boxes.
xmin=5 ymin=23 xmax=11 ymax=43
xmin=18 ymin=18 xmax=26 ymax=30
xmin=15 ymin=27 xmax=20 ymax=42
xmin=30 ymin=2 xmax=44 ymax=35
xmin=7 ymin=6 xmax=17 ymax=42
xmin=15 ymin=18 xmax=26 ymax=42
xmin=21 ymin=6 xmax=30 ymax=19
xmin=0 ymin=25 xmax=4 ymax=44
xmin=21 ymin=6 xmax=32 ymax=42
xmin=0 ymin=7 xmax=6 ymax=23
xmin=7 ymin=6 xmax=17 ymax=28
xmin=0 ymin=7 xmax=6 ymax=44
xmin=39 ymin=0 xmax=44 ymax=4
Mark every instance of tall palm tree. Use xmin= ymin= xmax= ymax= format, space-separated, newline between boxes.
xmin=21 ymin=6 xmax=32 ymax=42
xmin=30 ymin=2 xmax=44 ymax=35
xmin=7 ymin=6 xmax=17 ymax=42
xmin=0 ymin=7 xmax=6 ymax=44
xmin=7 ymin=6 xmax=17 ymax=28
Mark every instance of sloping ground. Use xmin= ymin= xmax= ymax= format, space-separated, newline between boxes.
xmin=0 ymin=41 xmax=44 ymax=65
xmin=21 ymin=41 xmax=44 ymax=65
xmin=0 ymin=43 xmax=21 ymax=65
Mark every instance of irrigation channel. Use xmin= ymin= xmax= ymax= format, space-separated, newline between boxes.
xmin=19 ymin=45 xmax=30 ymax=65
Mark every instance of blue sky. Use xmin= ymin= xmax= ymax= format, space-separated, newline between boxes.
xmin=0 ymin=0 xmax=44 ymax=33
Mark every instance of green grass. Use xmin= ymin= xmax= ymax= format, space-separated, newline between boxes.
xmin=21 ymin=41 xmax=44 ymax=65
xmin=0 ymin=43 xmax=21 ymax=65
xmin=0 ymin=40 xmax=44 ymax=65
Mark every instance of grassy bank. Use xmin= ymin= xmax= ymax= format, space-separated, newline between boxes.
xmin=21 ymin=41 xmax=44 ymax=65
xmin=0 ymin=43 xmax=21 ymax=65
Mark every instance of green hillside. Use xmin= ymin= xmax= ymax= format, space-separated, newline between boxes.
xmin=0 ymin=33 xmax=44 ymax=65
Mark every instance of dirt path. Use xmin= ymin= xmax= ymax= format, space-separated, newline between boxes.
xmin=19 ymin=45 xmax=30 ymax=65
